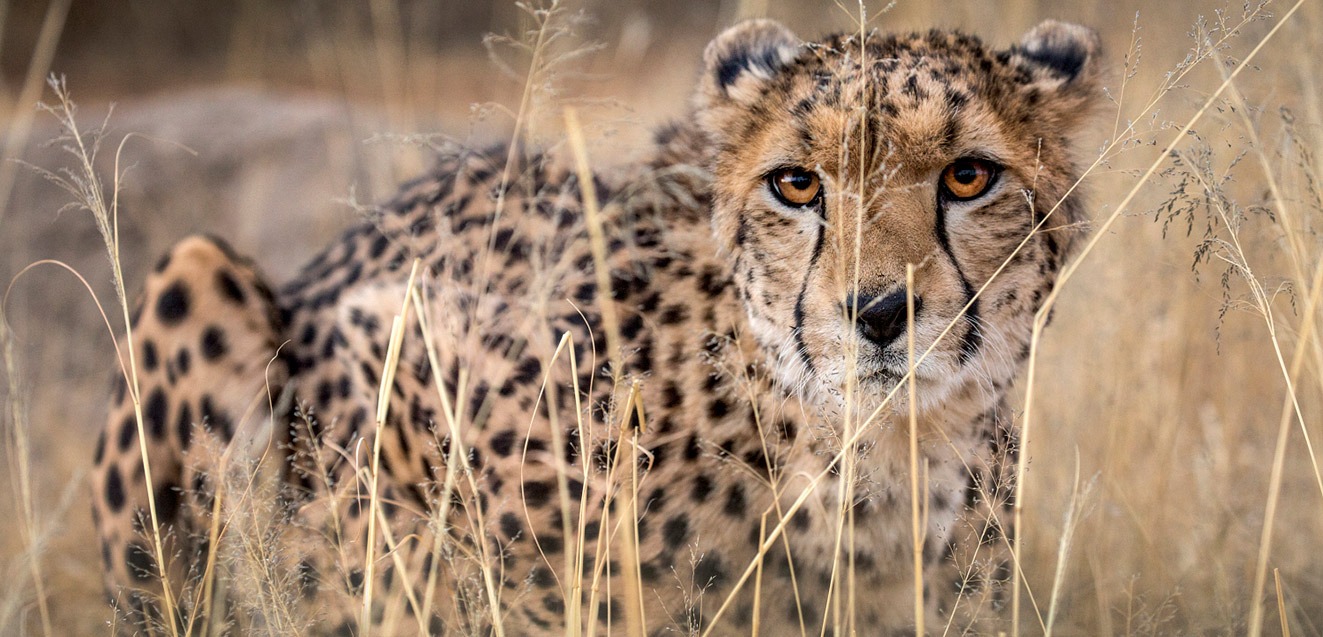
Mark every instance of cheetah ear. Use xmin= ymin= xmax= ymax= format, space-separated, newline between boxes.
xmin=1011 ymin=20 xmax=1101 ymax=90
xmin=698 ymin=19 xmax=801 ymax=108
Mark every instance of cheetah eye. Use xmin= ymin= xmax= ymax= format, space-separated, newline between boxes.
xmin=767 ymin=167 xmax=822 ymax=208
xmin=940 ymin=158 xmax=999 ymax=201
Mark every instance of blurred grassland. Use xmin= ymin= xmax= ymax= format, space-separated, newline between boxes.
xmin=0 ymin=0 xmax=1321 ymax=635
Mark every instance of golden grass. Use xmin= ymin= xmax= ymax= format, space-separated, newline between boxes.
xmin=0 ymin=1 xmax=71 ymax=635
xmin=1 ymin=0 xmax=1321 ymax=635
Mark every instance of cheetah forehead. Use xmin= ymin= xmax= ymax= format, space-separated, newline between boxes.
xmin=697 ymin=19 xmax=1101 ymax=177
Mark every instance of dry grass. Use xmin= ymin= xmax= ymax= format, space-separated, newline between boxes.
xmin=0 ymin=0 xmax=1321 ymax=635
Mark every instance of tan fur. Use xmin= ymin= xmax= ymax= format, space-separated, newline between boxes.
xmin=92 ymin=19 xmax=1100 ymax=635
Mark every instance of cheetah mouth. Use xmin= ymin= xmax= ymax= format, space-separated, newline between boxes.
xmin=857 ymin=365 xmax=915 ymax=386
xmin=845 ymin=347 xmax=945 ymax=390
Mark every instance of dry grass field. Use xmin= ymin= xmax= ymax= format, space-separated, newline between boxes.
xmin=0 ymin=0 xmax=1320 ymax=635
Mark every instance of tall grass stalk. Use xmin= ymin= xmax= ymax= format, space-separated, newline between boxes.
xmin=1274 ymin=568 xmax=1291 ymax=637
xmin=1044 ymin=451 xmax=1092 ymax=636
xmin=905 ymin=264 xmax=923 ymax=636
xmin=360 ymin=259 xmax=420 ymax=635
xmin=521 ymin=329 xmax=588 ymax=636
xmin=1246 ymin=241 xmax=1323 ymax=637
xmin=564 ymin=103 xmax=631 ymax=637
xmin=411 ymin=280 xmax=508 ymax=635
xmin=474 ymin=0 xmax=566 ymax=330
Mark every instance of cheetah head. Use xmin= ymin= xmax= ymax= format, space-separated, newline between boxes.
xmin=695 ymin=19 xmax=1100 ymax=412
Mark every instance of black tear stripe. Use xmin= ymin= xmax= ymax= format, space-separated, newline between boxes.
xmin=933 ymin=199 xmax=983 ymax=363
xmin=792 ymin=206 xmax=829 ymax=375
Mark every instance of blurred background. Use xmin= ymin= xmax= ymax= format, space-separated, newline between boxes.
xmin=0 ymin=0 xmax=1320 ymax=634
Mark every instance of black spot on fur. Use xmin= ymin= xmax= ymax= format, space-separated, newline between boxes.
xmin=105 ymin=465 xmax=126 ymax=511
xmin=522 ymin=480 xmax=553 ymax=508
xmin=513 ymin=356 xmax=541 ymax=385
xmin=791 ymin=508 xmax=811 ymax=530
xmin=316 ymin=380 xmax=334 ymax=406
xmin=725 ymin=483 xmax=747 ymax=517
xmin=743 ymin=448 xmax=767 ymax=472
xmin=176 ymin=348 xmax=191 ymax=375
xmin=117 ymin=414 xmax=136 ymax=452
xmin=112 ymin=373 xmax=127 ymax=405
xmin=200 ymin=394 xmax=233 ymax=439
xmin=200 ymin=326 xmax=228 ymax=360
xmin=538 ymin=533 xmax=564 ymax=555
xmin=499 ymin=512 xmax=523 ymax=540
xmin=573 ymin=281 xmax=596 ymax=302
xmin=660 ymin=382 xmax=683 ymax=409
xmin=176 ymin=402 xmax=193 ymax=450
xmin=694 ymin=554 xmax=727 ymax=587
xmin=491 ymin=430 xmax=516 ymax=457
xmin=662 ymin=514 xmax=690 ymax=549
xmin=144 ymin=387 xmax=168 ymax=440
xmin=342 ymin=262 xmax=363 ymax=287
xmin=542 ymin=594 xmax=565 ymax=614
xmin=369 ymin=234 xmax=390 ymax=259
xmin=620 ymin=313 xmax=645 ymax=340
xmin=707 ymin=397 xmax=730 ymax=419
xmin=93 ymin=429 xmax=106 ymax=465
xmin=530 ymin=566 xmax=557 ymax=588
xmin=155 ymin=481 xmax=181 ymax=523
xmin=690 ymin=474 xmax=713 ymax=503
xmin=697 ymin=266 xmax=728 ymax=297
xmin=659 ymin=304 xmax=688 ymax=325
xmin=141 ymin=340 xmax=158 ymax=372
xmin=125 ymin=542 xmax=156 ymax=582
xmin=216 ymin=270 xmax=246 ymax=305
xmin=359 ymin=361 xmax=379 ymax=388
xmin=597 ymin=598 xmax=622 ymax=623
xmin=684 ymin=434 xmax=701 ymax=460
xmin=155 ymin=281 xmax=190 ymax=325
xmin=647 ymin=442 xmax=668 ymax=472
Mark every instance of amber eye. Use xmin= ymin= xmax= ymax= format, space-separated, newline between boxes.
xmin=768 ymin=168 xmax=822 ymax=207
xmin=940 ymin=158 xmax=999 ymax=201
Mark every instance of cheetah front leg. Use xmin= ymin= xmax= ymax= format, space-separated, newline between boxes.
xmin=90 ymin=236 xmax=292 ymax=631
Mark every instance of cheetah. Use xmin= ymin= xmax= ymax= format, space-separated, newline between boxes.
xmin=90 ymin=18 xmax=1100 ymax=635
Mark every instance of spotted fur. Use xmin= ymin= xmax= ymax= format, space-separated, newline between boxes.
xmin=92 ymin=19 xmax=1100 ymax=635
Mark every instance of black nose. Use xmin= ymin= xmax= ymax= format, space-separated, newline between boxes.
xmin=849 ymin=291 xmax=922 ymax=348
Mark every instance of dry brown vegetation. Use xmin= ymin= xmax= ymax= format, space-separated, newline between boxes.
xmin=0 ymin=0 xmax=1321 ymax=635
